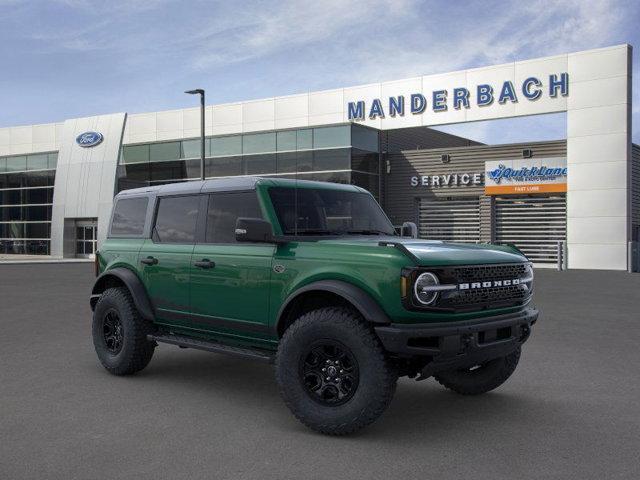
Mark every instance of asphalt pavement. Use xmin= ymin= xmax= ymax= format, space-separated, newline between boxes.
xmin=1 ymin=263 xmax=639 ymax=480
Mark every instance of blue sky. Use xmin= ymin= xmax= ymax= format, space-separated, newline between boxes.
xmin=0 ymin=0 xmax=638 ymax=144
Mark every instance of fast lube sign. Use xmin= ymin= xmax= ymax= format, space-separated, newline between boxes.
xmin=347 ymin=73 xmax=569 ymax=120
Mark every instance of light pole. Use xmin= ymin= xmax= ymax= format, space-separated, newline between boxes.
xmin=185 ymin=89 xmax=205 ymax=181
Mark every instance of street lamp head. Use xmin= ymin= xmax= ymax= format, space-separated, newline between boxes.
xmin=185 ymin=89 xmax=205 ymax=95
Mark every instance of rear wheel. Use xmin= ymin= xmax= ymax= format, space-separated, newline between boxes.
xmin=434 ymin=347 xmax=521 ymax=395
xmin=276 ymin=307 xmax=397 ymax=435
xmin=92 ymin=287 xmax=155 ymax=375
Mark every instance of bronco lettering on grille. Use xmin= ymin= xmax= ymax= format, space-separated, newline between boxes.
xmin=458 ymin=278 xmax=521 ymax=290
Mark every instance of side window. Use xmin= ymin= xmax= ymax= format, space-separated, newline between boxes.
xmin=110 ymin=197 xmax=148 ymax=236
xmin=153 ymin=195 xmax=200 ymax=243
xmin=206 ymin=192 xmax=262 ymax=243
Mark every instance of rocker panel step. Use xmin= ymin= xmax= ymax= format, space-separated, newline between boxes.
xmin=148 ymin=333 xmax=275 ymax=364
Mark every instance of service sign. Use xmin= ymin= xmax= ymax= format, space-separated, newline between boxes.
xmin=484 ymin=157 xmax=567 ymax=195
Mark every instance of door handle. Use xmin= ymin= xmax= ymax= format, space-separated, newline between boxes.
xmin=194 ymin=259 xmax=215 ymax=269
xmin=140 ymin=256 xmax=158 ymax=265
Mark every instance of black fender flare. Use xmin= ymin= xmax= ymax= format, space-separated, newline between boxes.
xmin=90 ymin=268 xmax=155 ymax=321
xmin=276 ymin=280 xmax=391 ymax=334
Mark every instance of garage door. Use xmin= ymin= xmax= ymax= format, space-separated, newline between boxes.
xmin=495 ymin=195 xmax=567 ymax=264
xmin=419 ymin=196 xmax=480 ymax=243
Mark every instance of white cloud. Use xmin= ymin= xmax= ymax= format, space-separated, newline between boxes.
xmin=190 ymin=0 xmax=416 ymax=70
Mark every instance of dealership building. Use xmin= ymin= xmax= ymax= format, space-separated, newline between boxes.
xmin=0 ymin=44 xmax=637 ymax=270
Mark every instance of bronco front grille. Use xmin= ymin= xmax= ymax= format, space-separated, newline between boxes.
xmin=450 ymin=263 xmax=528 ymax=283
xmin=407 ymin=263 xmax=533 ymax=312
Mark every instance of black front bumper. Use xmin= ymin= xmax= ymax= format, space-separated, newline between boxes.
xmin=375 ymin=307 xmax=538 ymax=376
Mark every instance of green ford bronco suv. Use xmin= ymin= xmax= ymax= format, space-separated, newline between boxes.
xmin=91 ymin=177 xmax=537 ymax=435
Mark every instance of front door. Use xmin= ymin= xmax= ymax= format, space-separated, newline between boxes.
xmin=190 ymin=191 xmax=274 ymax=337
xmin=76 ymin=220 xmax=98 ymax=258
xmin=139 ymin=194 xmax=202 ymax=325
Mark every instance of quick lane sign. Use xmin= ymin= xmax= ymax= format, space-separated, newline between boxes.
xmin=485 ymin=157 xmax=567 ymax=195
xmin=348 ymin=73 xmax=569 ymax=120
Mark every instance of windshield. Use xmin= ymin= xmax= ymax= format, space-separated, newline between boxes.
xmin=268 ymin=187 xmax=396 ymax=236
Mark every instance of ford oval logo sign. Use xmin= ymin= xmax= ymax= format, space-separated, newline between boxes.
xmin=76 ymin=131 xmax=103 ymax=148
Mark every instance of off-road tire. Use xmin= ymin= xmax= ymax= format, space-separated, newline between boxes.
xmin=92 ymin=287 xmax=155 ymax=375
xmin=275 ymin=307 xmax=397 ymax=435
xmin=434 ymin=347 xmax=521 ymax=395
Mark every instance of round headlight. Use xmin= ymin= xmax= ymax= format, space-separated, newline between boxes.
xmin=414 ymin=272 xmax=440 ymax=305
xmin=523 ymin=263 xmax=534 ymax=293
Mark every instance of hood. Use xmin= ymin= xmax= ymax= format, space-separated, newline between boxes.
xmin=398 ymin=239 xmax=527 ymax=266
xmin=318 ymin=236 xmax=528 ymax=266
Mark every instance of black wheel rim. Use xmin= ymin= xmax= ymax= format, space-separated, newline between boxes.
xmin=299 ymin=340 xmax=359 ymax=406
xmin=102 ymin=308 xmax=124 ymax=355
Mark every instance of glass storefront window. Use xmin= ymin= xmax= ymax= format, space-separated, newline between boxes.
xmin=115 ymin=127 xmax=380 ymax=207
xmin=181 ymin=139 xmax=198 ymax=159
xmin=0 ymin=173 xmax=20 ymax=189
xmin=351 ymin=149 xmax=380 ymax=174
xmin=26 ymin=154 xmax=49 ymax=171
xmin=0 ymin=222 xmax=25 ymax=238
xmin=181 ymin=138 xmax=211 ymax=159
xmin=245 ymin=154 xmax=276 ymax=175
xmin=185 ymin=159 xmax=202 ymax=179
xmin=296 ymin=151 xmax=313 ymax=172
xmin=151 ymin=160 xmax=189 ymax=182
xmin=211 ymin=136 xmax=241 ymax=157
xmin=313 ymin=148 xmax=350 ymax=171
xmin=0 ymin=188 xmax=52 ymax=205
xmin=122 ymin=145 xmax=150 ymax=164
xmin=243 ymin=133 xmax=276 ymax=154
xmin=313 ymin=126 xmax=350 ymax=149
xmin=276 ymin=152 xmax=297 ymax=173
xmin=0 ymin=205 xmax=51 ymax=222
xmin=351 ymin=125 xmax=379 ymax=152
xmin=150 ymin=142 xmax=181 ymax=162
xmin=118 ymin=163 xmax=150 ymax=182
xmin=26 ymin=222 xmax=51 ymax=238
xmin=206 ymin=156 xmax=243 ymax=177
xmin=0 ymin=158 xmax=56 ymax=255
xmin=276 ymin=131 xmax=297 ymax=151
xmin=0 ymin=153 xmax=57 ymax=174
xmin=297 ymin=129 xmax=313 ymax=150
xmin=0 ymin=171 xmax=54 ymax=189
xmin=48 ymin=153 xmax=58 ymax=170
xmin=301 ymin=171 xmax=351 ymax=184
xmin=26 ymin=171 xmax=55 ymax=187
xmin=6 ymin=156 xmax=27 ymax=172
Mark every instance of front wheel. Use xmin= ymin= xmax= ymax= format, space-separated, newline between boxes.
xmin=275 ymin=307 xmax=397 ymax=435
xmin=92 ymin=287 xmax=155 ymax=375
xmin=434 ymin=347 xmax=521 ymax=395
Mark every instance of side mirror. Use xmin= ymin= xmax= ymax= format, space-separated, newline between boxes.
xmin=235 ymin=218 xmax=274 ymax=243
xmin=401 ymin=221 xmax=418 ymax=238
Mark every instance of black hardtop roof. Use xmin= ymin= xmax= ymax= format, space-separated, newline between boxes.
xmin=115 ymin=177 xmax=366 ymax=198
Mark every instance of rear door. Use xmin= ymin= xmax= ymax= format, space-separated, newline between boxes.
xmin=139 ymin=194 xmax=203 ymax=326
xmin=190 ymin=191 xmax=274 ymax=336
